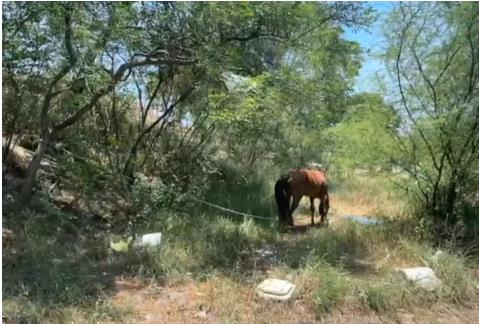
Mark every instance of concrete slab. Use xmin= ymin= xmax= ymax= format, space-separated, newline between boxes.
xmin=257 ymin=279 xmax=296 ymax=301
xmin=397 ymin=267 xmax=442 ymax=291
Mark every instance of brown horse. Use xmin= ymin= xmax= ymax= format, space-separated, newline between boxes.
xmin=274 ymin=168 xmax=330 ymax=227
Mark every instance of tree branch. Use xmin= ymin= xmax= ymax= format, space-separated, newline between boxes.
xmin=53 ymin=51 xmax=196 ymax=134
xmin=121 ymin=85 xmax=195 ymax=176
xmin=39 ymin=7 xmax=77 ymax=136
xmin=464 ymin=15 xmax=478 ymax=102
xmin=396 ymin=4 xmax=441 ymax=173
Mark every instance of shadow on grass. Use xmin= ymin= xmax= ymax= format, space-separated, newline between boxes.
xmin=2 ymin=198 xmax=138 ymax=322
xmin=276 ymin=223 xmax=375 ymax=275
xmin=200 ymin=169 xmax=276 ymax=223
xmin=148 ymin=214 xmax=380 ymax=280
xmin=286 ymin=222 xmax=326 ymax=234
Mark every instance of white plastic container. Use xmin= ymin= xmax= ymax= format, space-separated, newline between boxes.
xmin=134 ymin=232 xmax=162 ymax=248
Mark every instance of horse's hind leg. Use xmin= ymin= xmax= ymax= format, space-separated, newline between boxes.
xmin=310 ymin=197 xmax=315 ymax=225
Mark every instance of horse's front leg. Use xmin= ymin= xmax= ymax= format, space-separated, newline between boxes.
xmin=288 ymin=195 xmax=301 ymax=226
xmin=319 ymin=198 xmax=329 ymax=226
xmin=310 ymin=197 xmax=315 ymax=226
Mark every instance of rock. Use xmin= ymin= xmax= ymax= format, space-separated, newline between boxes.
xmin=256 ymin=278 xmax=296 ymax=301
xmin=397 ymin=267 xmax=442 ymax=291
xmin=2 ymin=228 xmax=15 ymax=249
xmin=134 ymin=232 xmax=162 ymax=248
xmin=2 ymin=228 xmax=14 ymax=241
xmin=3 ymin=138 xmax=57 ymax=172
xmin=52 ymin=189 xmax=78 ymax=206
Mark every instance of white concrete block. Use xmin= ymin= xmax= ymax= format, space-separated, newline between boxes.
xmin=257 ymin=279 xmax=296 ymax=301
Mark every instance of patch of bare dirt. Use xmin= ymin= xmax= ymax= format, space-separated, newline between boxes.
xmin=329 ymin=195 xmax=378 ymax=218
xmin=111 ymin=276 xmax=319 ymax=323
xmin=112 ymin=278 xmax=219 ymax=323
xmin=292 ymin=193 xmax=365 ymax=227
xmin=111 ymin=277 xmax=479 ymax=324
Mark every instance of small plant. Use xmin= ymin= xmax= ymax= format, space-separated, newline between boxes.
xmin=427 ymin=250 xmax=477 ymax=303
xmin=304 ymin=262 xmax=350 ymax=313
xmin=353 ymin=274 xmax=412 ymax=313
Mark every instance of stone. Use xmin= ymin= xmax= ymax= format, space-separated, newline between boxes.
xmin=2 ymin=228 xmax=14 ymax=241
xmin=54 ymin=189 xmax=77 ymax=205
xmin=256 ymin=279 xmax=296 ymax=301
xmin=397 ymin=267 xmax=442 ymax=291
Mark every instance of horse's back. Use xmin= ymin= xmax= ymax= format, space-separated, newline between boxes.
xmin=288 ymin=168 xmax=328 ymax=198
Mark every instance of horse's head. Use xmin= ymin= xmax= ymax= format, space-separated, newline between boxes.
xmin=274 ymin=175 xmax=291 ymax=227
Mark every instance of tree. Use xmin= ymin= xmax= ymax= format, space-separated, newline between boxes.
xmin=3 ymin=2 xmax=197 ymax=203
xmin=3 ymin=1 xmax=374 ymax=205
xmin=322 ymin=93 xmax=399 ymax=172
xmin=384 ymin=2 xmax=479 ymax=239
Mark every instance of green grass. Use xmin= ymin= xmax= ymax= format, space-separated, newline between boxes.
xmin=2 ymin=298 xmax=133 ymax=324
xmin=2 ymin=205 xmax=135 ymax=323
xmin=3 ymin=172 xmax=478 ymax=322
xmin=131 ymin=213 xmax=477 ymax=317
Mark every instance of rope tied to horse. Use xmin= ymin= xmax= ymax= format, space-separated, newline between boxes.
xmin=190 ymin=197 xmax=271 ymax=220
xmin=52 ymin=147 xmax=271 ymax=221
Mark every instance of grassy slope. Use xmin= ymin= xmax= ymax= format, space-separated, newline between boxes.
xmin=3 ymin=174 xmax=478 ymax=323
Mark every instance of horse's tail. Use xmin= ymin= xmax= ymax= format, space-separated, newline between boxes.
xmin=274 ymin=174 xmax=290 ymax=224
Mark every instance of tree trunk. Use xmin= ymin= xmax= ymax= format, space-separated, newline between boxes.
xmin=445 ymin=181 xmax=458 ymax=226
xmin=122 ymin=146 xmax=138 ymax=186
xmin=2 ymin=133 xmax=15 ymax=167
xmin=18 ymin=136 xmax=50 ymax=205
